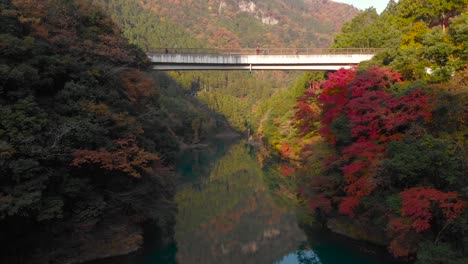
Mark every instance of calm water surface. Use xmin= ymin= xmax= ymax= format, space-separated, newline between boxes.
xmin=91 ymin=139 xmax=397 ymax=264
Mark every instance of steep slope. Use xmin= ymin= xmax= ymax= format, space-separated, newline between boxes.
xmin=136 ymin=0 xmax=360 ymax=48
xmin=267 ymin=0 xmax=468 ymax=262
xmin=333 ymin=0 xmax=468 ymax=82
xmin=99 ymin=0 xmax=360 ymax=134
xmin=0 ymin=0 xmax=230 ymax=263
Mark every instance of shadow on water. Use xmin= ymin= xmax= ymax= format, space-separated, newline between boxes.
xmin=282 ymin=226 xmax=402 ymax=264
xmin=171 ymin=141 xmax=307 ymax=264
xmin=88 ymin=141 xmax=400 ymax=264
xmin=174 ymin=137 xmax=238 ymax=183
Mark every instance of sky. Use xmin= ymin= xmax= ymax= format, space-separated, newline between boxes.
xmin=332 ymin=0 xmax=393 ymax=14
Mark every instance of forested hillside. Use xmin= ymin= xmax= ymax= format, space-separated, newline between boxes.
xmin=134 ymin=0 xmax=359 ymax=48
xmin=333 ymin=0 xmax=468 ymax=82
xmin=269 ymin=1 xmax=468 ymax=263
xmin=5 ymin=0 xmax=466 ymax=263
xmin=0 ymin=0 xmax=227 ymax=262
xmin=98 ymin=0 xmax=359 ymax=133
xmin=100 ymin=0 xmax=359 ymax=50
xmin=0 ymin=0 xmax=359 ymax=262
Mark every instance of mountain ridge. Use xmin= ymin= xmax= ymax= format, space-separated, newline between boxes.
xmin=135 ymin=0 xmax=360 ymax=48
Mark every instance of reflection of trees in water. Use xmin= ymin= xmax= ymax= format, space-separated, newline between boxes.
xmin=261 ymin=163 xmax=299 ymax=209
xmin=175 ymin=139 xmax=232 ymax=183
xmin=175 ymin=142 xmax=307 ymax=264
xmin=255 ymin=144 xmax=302 ymax=210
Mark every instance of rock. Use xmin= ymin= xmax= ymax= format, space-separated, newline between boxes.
xmin=326 ymin=217 xmax=387 ymax=246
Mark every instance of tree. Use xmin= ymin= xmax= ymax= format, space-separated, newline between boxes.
xmin=72 ymin=136 xmax=160 ymax=178
xmin=387 ymin=187 xmax=465 ymax=257
xmin=449 ymin=11 xmax=468 ymax=61
xmin=119 ymin=69 xmax=156 ymax=106
xmin=293 ymin=84 xmax=321 ymax=136
xmin=297 ymin=67 xmax=432 ymax=217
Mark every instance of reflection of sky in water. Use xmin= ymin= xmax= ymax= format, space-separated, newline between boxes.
xmin=272 ymin=233 xmax=399 ymax=264
xmin=173 ymin=142 xmax=308 ymax=264
xmin=276 ymin=249 xmax=322 ymax=264
xmin=84 ymin=142 xmax=396 ymax=264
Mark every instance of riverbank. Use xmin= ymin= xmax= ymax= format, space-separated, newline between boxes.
xmin=81 ymin=140 xmax=403 ymax=264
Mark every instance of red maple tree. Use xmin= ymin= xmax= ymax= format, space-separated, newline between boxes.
xmin=387 ymin=187 xmax=465 ymax=257
xmin=71 ymin=136 xmax=160 ymax=178
xmin=294 ymin=67 xmax=433 ymax=217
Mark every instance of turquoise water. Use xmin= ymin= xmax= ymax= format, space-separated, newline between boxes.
xmin=152 ymin=140 xmax=396 ymax=264
xmin=89 ymin=140 xmax=397 ymax=264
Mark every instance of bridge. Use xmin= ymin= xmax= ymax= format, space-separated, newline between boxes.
xmin=147 ymin=48 xmax=380 ymax=71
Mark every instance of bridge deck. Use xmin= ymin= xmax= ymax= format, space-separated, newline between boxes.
xmin=148 ymin=48 xmax=379 ymax=71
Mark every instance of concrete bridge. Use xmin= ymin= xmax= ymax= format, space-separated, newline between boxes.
xmin=147 ymin=48 xmax=380 ymax=71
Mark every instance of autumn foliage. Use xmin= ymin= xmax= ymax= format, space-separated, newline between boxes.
xmin=279 ymin=142 xmax=293 ymax=158
xmin=308 ymin=193 xmax=332 ymax=214
xmin=12 ymin=0 xmax=146 ymax=65
xmin=119 ymin=69 xmax=156 ymax=105
xmin=293 ymin=66 xmax=466 ymax=259
xmin=293 ymin=83 xmax=322 ymax=135
xmin=295 ymin=67 xmax=432 ymax=216
xmin=400 ymin=187 xmax=465 ymax=232
xmin=279 ymin=163 xmax=295 ymax=177
xmin=0 ymin=1 xmax=174 ymax=262
xmin=387 ymin=187 xmax=465 ymax=257
xmin=72 ymin=136 xmax=160 ymax=178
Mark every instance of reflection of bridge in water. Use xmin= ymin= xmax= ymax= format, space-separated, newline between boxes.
xmin=148 ymin=48 xmax=380 ymax=71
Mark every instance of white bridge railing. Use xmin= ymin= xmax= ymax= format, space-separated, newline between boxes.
xmin=147 ymin=48 xmax=381 ymax=71
xmin=148 ymin=48 xmax=381 ymax=55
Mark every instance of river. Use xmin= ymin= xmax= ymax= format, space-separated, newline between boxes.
xmin=91 ymin=139 xmax=398 ymax=264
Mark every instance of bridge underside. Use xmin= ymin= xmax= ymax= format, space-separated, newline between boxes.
xmin=152 ymin=64 xmax=354 ymax=71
